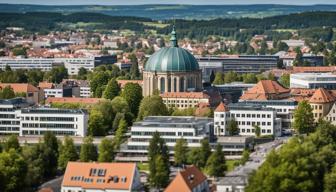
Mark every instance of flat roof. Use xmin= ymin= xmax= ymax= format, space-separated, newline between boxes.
xmin=217 ymin=175 xmax=247 ymax=185
xmin=21 ymin=107 xmax=86 ymax=114
xmin=216 ymin=136 xmax=254 ymax=144
xmin=133 ymin=116 xmax=213 ymax=127
xmin=0 ymin=97 xmax=27 ymax=105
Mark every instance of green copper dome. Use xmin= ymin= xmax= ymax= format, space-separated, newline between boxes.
xmin=144 ymin=27 xmax=199 ymax=72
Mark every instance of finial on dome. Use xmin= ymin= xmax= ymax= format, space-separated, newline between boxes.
xmin=170 ymin=25 xmax=178 ymax=47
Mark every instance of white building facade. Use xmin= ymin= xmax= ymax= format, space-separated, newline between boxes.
xmin=214 ymin=103 xmax=282 ymax=137
xmin=122 ymin=116 xmax=213 ymax=155
xmin=0 ymin=98 xmax=28 ymax=135
xmin=290 ymin=73 xmax=336 ymax=89
xmin=19 ymin=108 xmax=88 ymax=137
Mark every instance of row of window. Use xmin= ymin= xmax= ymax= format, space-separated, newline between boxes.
xmin=218 ymin=113 xmax=272 ymax=118
xmin=22 ymin=130 xmax=76 ymax=136
xmin=22 ymin=123 xmax=76 ymax=129
xmin=131 ymin=131 xmax=194 ymax=137
xmin=23 ymin=116 xmax=75 ymax=122
xmin=217 ymin=121 xmax=272 ymax=126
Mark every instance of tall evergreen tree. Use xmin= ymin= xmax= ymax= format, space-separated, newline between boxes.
xmin=206 ymin=144 xmax=227 ymax=177
xmin=174 ymin=138 xmax=188 ymax=167
xmin=227 ymin=119 xmax=239 ymax=136
xmin=212 ymin=72 xmax=224 ymax=85
xmin=121 ymin=83 xmax=143 ymax=116
xmin=130 ymin=62 xmax=140 ymax=80
xmin=148 ymin=132 xmax=170 ymax=189
xmin=42 ymin=132 xmax=58 ymax=178
xmin=103 ymin=78 xmax=120 ymax=100
xmin=114 ymin=118 xmax=128 ymax=149
xmin=199 ymin=139 xmax=212 ymax=169
xmin=293 ymin=100 xmax=315 ymax=134
xmin=58 ymin=137 xmax=78 ymax=170
xmin=98 ymin=138 xmax=115 ymax=162
xmin=80 ymin=136 xmax=98 ymax=162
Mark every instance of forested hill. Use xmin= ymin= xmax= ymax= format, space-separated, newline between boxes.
xmin=1 ymin=11 xmax=336 ymax=42
xmin=1 ymin=4 xmax=336 ymax=20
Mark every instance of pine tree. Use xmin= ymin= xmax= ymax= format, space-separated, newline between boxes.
xmin=42 ymin=132 xmax=59 ymax=178
xmin=80 ymin=136 xmax=98 ymax=162
xmin=103 ymin=78 xmax=120 ymax=100
xmin=58 ymin=137 xmax=78 ymax=170
xmin=212 ymin=72 xmax=224 ymax=85
xmin=130 ymin=62 xmax=140 ymax=80
xmin=293 ymin=100 xmax=315 ymax=134
xmin=174 ymin=138 xmax=188 ymax=167
xmin=114 ymin=118 xmax=128 ymax=149
xmin=206 ymin=144 xmax=227 ymax=177
xmin=199 ymin=139 xmax=211 ymax=169
xmin=148 ymin=132 xmax=170 ymax=189
xmin=98 ymin=138 xmax=115 ymax=162
xmin=227 ymin=119 xmax=239 ymax=136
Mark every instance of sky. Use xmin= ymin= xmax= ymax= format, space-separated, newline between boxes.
xmin=0 ymin=0 xmax=335 ymax=5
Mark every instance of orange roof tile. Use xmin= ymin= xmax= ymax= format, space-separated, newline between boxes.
xmin=0 ymin=83 xmax=39 ymax=93
xmin=117 ymin=80 xmax=143 ymax=88
xmin=62 ymin=162 xmax=137 ymax=190
xmin=240 ymin=80 xmax=289 ymax=101
xmin=160 ymin=92 xmax=210 ymax=99
xmin=215 ymin=102 xmax=229 ymax=112
xmin=309 ymin=88 xmax=335 ymax=104
xmin=165 ymin=166 xmax=208 ymax=192
xmin=292 ymin=66 xmax=336 ymax=73
xmin=46 ymin=97 xmax=102 ymax=104
xmin=38 ymin=82 xmax=54 ymax=89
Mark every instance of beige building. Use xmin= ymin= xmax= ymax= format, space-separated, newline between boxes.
xmin=161 ymin=92 xmax=210 ymax=109
xmin=309 ymin=88 xmax=335 ymax=121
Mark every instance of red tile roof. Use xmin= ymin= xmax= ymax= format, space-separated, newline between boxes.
xmin=46 ymin=97 xmax=102 ymax=104
xmin=309 ymin=88 xmax=335 ymax=104
xmin=160 ymin=92 xmax=210 ymax=99
xmin=117 ymin=80 xmax=143 ymax=88
xmin=165 ymin=166 xmax=208 ymax=192
xmin=38 ymin=82 xmax=54 ymax=89
xmin=62 ymin=162 xmax=137 ymax=190
xmin=292 ymin=66 xmax=336 ymax=73
xmin=240 ymin=80 xmax=290 ymax=101
xmin=0 ymin=83 xmax=39 ymax=93
xmin=215 ymin=102 xmax=229 ymax=112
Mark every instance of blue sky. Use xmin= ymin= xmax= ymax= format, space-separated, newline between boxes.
xmin=0 ymin=0 xmax=335 ymax=5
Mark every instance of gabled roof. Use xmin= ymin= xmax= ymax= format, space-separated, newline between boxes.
xmin=62 ymin=162 xmax=137 ymax=190
xmin=38 ymin=82 xmax=54 ymax=89
xmin=309 ymin=88 xmax=335 ymax=104
xmin=215 ymin=102 xmax=229 ymax=112
xmin=0 ymin=83 xmax=39 ymax=93
xmin=165 ymin=166 xmax=208 ymax=192
xmin=240 ymin=80 xmax=289 ymax=101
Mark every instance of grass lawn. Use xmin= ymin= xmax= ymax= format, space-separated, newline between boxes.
xmin=226 ymin=159 xmax=240 ymax=172
xmin=137 ymin=162 xmax=149 ymax=172
xmin=142 ymin=22 xmax=169 ymax=28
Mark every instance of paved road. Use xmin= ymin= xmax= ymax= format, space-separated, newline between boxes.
xmin=226 ymin=137 xmax=288 ymax=177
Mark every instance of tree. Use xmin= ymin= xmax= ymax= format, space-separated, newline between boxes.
xmin=90 ymin=71 xmax=109 ymax=97
xmin=80 ymin=136 xmax=98 ymax=162
xmin=279 ymin=74 xmax=290 ymax=88
xmin=114 ymin=118 xmax=128 ymax=149
xmin=148 ymin=132 xmax=170 ymax=189
xmin=98 ymin=138 xmax=115 ymax=162
xmin=293 ymin=100 xmax=315 ymax=134
xmin=206 ymin=144 xmax=227 ymax=177
xmin=242 ymin=73 xmax=257 ymax=83
xmin=42 ymin=132 xmax=58 ymax=178
xmin=187 ymin=148 xmax=202 ymax=168
xmin=44 ymin=66 xmax=68 ymax=84
xmin=324 ymin=164 xmax=336 ymax=192
xmin=130 ymin=61 xmax=140 ymax=80
xmin=58 ymin=137 xmax=78 ymax=171
xmin=293 ymin=47 xmax=304 ymax=66
xmin=151 ymin=155 xmax=170 ymax=189
xmin=227 ymin=119 xmax=239 ymax=136
xmin=0 ymin=149 xmax=27 ymax=191
xmin=77 ymin=67 xmax=88 ymax=80
xmin=3 ymin=135 xmax=20 ymax=152
xmin=199 ymin=139 xmax=212 ymax=169
xmin=121 ymin=83 xmax=143 ymax=116
xmin=88 ymin=110 xmax=106 ymax=136
xmin=240 ymin=149 xmax=250 ymax=165
xmin=103 ymin=78 xmax=120 ymax=100
xmin=0 ymin=86 xmax=15 ymax=99
xmin=224 ymin=71 xmax=239 ymax=83
xmin=254 ymin=125 xmax=261 ymax=137
xmin=137 ymin=95 xmax=168 ymax=120
xmin=276 ymin=41 xmax=289 ymax=51
xmin=22 ymin=144 xmax=45 ymax=188
xmin=174 ymin=138 xmax=188 ymax=167
xmin=111 ymin=96 xmax=129 ymax=113
xmin=212 ymin=72 xmax=224 ymax=85
xmin=209 ymin=70 xmax=215 ymax=83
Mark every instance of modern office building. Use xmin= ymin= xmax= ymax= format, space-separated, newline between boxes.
xmin=290 ymin=73 xmax=336 ymax=89
xmin=0 ymin=98 xmax=88 ymax=136
xmin=239 ymin=100 xmax=297 ymax=129
xmin=215 ymin=136 xmax=254 ymax=156
xmin=214 ymin=102 xmax=282 ymax=137
xmin=43 ymin=84 xmax=73 ymax=98
xmin=0 ymin=98 xmax=29 ymax=135
xmin=0 ymin=55 xmax=117 ymax=75
xmin=19 ymin=108 xmax=88 ymax=136
xmin=197 ymin=56 xmax=223 ymax=82
xmin=214 ymin=83 xmax=255 ymax=103
xmin=61 ymin=162 xmax=142 ymax=192
xmin=121 ymin=116 xmax=213 ymax=158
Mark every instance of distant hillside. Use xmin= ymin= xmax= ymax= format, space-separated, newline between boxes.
xmin=1 ymin=4 xmax=336 ymax=20
xmin=0 ymin=11 xmax=335 ymax=42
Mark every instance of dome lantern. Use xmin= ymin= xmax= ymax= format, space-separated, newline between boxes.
xmin=170 ymin=25 xmax=178 ymax=47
